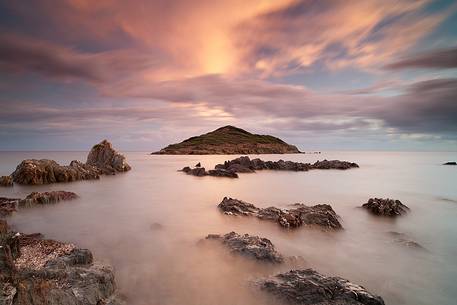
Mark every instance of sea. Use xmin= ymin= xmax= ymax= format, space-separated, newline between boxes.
xmin=1 ymin=151 xmax=456 ymax=305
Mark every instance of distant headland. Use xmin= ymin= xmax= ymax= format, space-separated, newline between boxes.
xmin=152 ymin=125 xmax=301 ymax=155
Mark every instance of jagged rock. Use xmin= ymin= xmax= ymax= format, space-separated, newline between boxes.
xmin=207 ymin=169 xmax=239 ymax=178
xmin=362 ymin=198 xmax=409 ymax=216
xmin=0 ymin=192 xmax=77 ymax=216
xmin=18 ymin=191 xmax=78 ymax=207
xmin=256 ymin=269 xmax=384 ymax=305
xmin=87 ymin=140 xmax=131 ymax=175
xmin=195 ymin=162 xmax=201 ymax=167
xmin=0 ymin=176 xmax=13 ymax=187
xmin=190 ymin=167 xmax=207 ymax=177
xmin=0 ymin=223 xmax=124 ymax=305
xmin=11 ymin=159 xmax=101 ymax=185
xmin=218 ymin=197 xmax=343 ymax=230
xmin=214 ymin=156 xmax=358 ymax=173
xmin=205 ymin=232 xmax=283 ymax=263
xmin=443 ymin=161 xmax=456 ymax=165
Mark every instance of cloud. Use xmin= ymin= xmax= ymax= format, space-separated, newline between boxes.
xmin=385 ymin=46 xmax=457 ymax=70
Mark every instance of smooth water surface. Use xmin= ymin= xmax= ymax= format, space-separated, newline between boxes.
xmin=1 ymin=151 xmax=457 ymax=305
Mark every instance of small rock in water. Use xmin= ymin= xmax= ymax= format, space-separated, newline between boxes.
xmin=195 ymin=162 xmax=201 ymax=167
xmin=218 ymin=197 xmax=343 ymax=230
xmin=443 ymin=161 xmax=456 ymax=165
xmin=362 ymin=198 xmax=409 ymax=216
xmin=205 ymin=232 xmax=284 ymax=263
xmin=0 ymin=176 xmax=13 ymax=187
xmin=387 ymin=232 xmax=425 ymax=249
xmin=256 ymin=269 xmax=385 ymax=305
xmin=150 ymin=223 xmax=164 ymax=230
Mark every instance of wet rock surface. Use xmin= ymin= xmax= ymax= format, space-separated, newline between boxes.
xmin=0 ymin=191 xmax=77 ymax=216
xmin=218 ymin=197 xmax=343 ymax=230
xmin=362 ymin=198 xmax=409 ymax=216
xmin=205 ymin=232 xmax=284 ymax=263
xmin=0 ymin=176 xmax=13 ymax=187
xmin=8 ymin=140 xmax=130 ymax=185
xmin=0 ymin=221 xmax=124 ymax=305
xmin=86 ymin=139 xmax=131 ymax=174
xmin=256 ymin=269 xmax=385 ymax=305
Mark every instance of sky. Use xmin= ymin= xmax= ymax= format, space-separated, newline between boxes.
xmin=0 ymin=0 xmax=456 ymax=151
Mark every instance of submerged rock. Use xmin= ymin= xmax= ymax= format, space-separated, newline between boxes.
xmin=0 ymin=222 xmax=124 ymax=305
xmin=256 ymin=269 xmax=384 ymax=305
xmin=218 ymin=197 xmax=343 ymax=230
xmin=205 ymin=232 xmax=283 ymax=263
xmin=0 ymin=176 xmax=13 ymax=187
xmin=443 ymin=161 xmax=456 ymax=165
xmin=362 ymin=198 xmax=409 ymax=216
xmin=388 ymin=232 xmax=425 ymax=249
xmin=86 ymin=139 xmax=131 ymax=174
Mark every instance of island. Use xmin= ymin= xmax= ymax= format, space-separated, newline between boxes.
xmin=152 ymin=125 xmax=301 ymax=154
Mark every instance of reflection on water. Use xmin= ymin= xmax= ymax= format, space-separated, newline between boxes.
xmin=1 ymin=151 xmax=457 ymax=305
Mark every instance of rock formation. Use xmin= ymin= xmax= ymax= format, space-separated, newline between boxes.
xmin=0 ymin=176 xmax=13 ymax=187
xmin=0 ymin=221 xmax=124 ymax=305
xmin=180 ymin=166 xmax=239 ymax=178
xmin=256 ymin=269 xmax=385 ymax=305
xmin=86 ymin=140 xmax=131 ymax=174
xmin=205 ymin=232 xmax=284 ymax=263
xmin=9 ymin=140 xmax=130 ymax=185
xmin=362 ymin=198 xmax=409 ymax=216
xmin=0 ymin=191 xmax=78 ymax=216
xmin=218 ymin=197 xmax=343 ymax=230
xmin=153 ymin=125 xmax=301 ymax=154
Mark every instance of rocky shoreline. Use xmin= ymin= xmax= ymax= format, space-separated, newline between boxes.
xmin=0 ymin=219 xmax=124 ymax=305
xmin=181 ymin=156 xmax=359 ymax=178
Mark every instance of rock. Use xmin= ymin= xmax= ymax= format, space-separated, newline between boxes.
xmin=205 ymin=232 xmax=283 ymax=263
xmin=18 ymin=191 xmax=78 ymax=207
xmin=362 ymin=198 xmax=409 ymax=216
xmin=195 ymin=162 xmax=201 ymax=167
xmin=0 ymin=198 xmax=19 ymax=217
xmin=256 ymin=269 xmax=384 ymax=305
xmin=11 ymin=159 xmax=100 ymax=185
xmin=86 ymin=140 xmax=131 ymax=174
xmin=443 ymin=161 xmax=456 ymax=165
xmin=387 ymin=232 xmax=425 ymax=249
xmin=181 ymin=166 xmax=191 ymax=173
xmin=0 ymin=223 xmax=124 ymax=305
xmin=150 ymin=223 xmax=163 ymax=230
xmin=0 ymin=176 xmax=13 ymax=187
xmin=189 ymin=167 xmax=207 ymax=177
xmin=218 ymin=197 xmax=343 ymax=230
xmin=214 ymin=156 xmax=358 ymax=174
xmin=207 ymin=169 xmax=238 ymax=178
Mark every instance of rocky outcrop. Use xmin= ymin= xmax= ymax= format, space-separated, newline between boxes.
xmin=443 ymin=161 xmax=456 ymax=165
xmin=205 ymin=232 xmax=283 ymax=263
xmin=153 ymin=125 xmax=301 ymax=155
xmin=218 ymin=197 xmax=342 ymax=230
xmin=86 ymin=140 xmax=131 ymax=174
xmin=256 ymin=269 xmax=384 ymax=305
xmin=0 ymin=192 xmax=78 ymax=216
xmin=9 ymin=140 xmax=130 ymax=185
xmin=0 ymin=222 xmax=124 ymax=305
xmin=0 ymin=176 xmax=13 ymax=187
xmin=180 ymin=166 xmax=239 ymax=178
xmin=11 ymin=159 xmax=101 ymax=185
xmin=362 ymin=198 xmax=409 ymax=217
xmin=215 ymin=156 xmax=359 ymax=173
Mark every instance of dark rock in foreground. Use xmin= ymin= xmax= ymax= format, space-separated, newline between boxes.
xmin=153 ymin=125 xmax=301 ymax=154
xmin=0 ymin=176 xmax=13 ymax=187
xmin=256 ymin=269 xmax=384 ymax=305
xmin=443 ymin=161 xmax=456 ymax=165
xmin=362 ymin=198 xmax=409 ymax=217
xmin=205 ymin=232 xmax=283 ymax=263
xmin=218 ymin=197 xmax=342 ymax=230
xmin=9 ymin=140 xmax=130 ymax=185
xmin=86 ymin=139 xmax=131 ymax=174
xmin=0 ymin=191 xmax=78 ymax=216
xmin=0 ymin=221 xmax=124 ymax=305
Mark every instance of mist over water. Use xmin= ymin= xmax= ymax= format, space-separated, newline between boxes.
xmin=1 ymin=151 xmax=457 ymax=305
